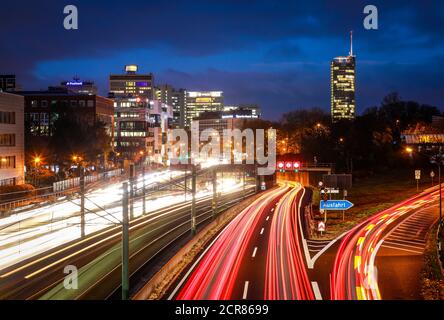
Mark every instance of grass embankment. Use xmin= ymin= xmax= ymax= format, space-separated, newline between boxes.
xmin=421 ymin=224 xmax=444 ymax=300
xmin=313 ymin=169 xmax=436 ymax=240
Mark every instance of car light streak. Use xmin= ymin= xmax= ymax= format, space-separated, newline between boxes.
xmin=265 ymin=185 xmax=315 ymax=300
xmin=176 ymin=185 xmax=289 ymax=300
xmin=330 ymin=187 xmax=440 ymax=300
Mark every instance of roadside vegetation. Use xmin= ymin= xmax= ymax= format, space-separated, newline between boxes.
xmin=421 ymin=223 xmax=444 ymax=300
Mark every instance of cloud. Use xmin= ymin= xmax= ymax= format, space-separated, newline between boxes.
xmin=1 ymin=0 xmax=443 ymax=118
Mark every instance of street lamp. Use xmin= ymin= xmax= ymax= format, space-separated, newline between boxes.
xmin=32 ymin=156 xmax=42 ymax=186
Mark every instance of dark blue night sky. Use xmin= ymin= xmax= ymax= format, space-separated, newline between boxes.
xmin=1 ymin=0 xmax=443 ymax=119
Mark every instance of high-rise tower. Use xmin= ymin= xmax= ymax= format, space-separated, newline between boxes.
xmin=331 ymin=31 xmax=356 ymax=122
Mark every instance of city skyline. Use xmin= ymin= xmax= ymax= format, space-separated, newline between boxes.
xmin=0 ymin=1 xmax=443 ymax=120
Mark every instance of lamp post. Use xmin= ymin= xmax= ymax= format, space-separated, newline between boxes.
xmin=72 ymin=155 xmax=83 ymax=177
xmin=33 ymin=156 xmax=41 ymax=187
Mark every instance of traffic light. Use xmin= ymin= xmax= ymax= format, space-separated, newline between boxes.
xmin=285 ymin=162 xmax=292 ymax=170
xmin=277 ymin=161 xmax=285 ymax=172
xmin=293 ymin=161 xmax=300 ymax=172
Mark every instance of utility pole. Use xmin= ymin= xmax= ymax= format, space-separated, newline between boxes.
xmin=191 ymin=165 xmax=197 ymax=235
xmin=184 ymin=169 xmax=187 ymax=201
xmin=129 ymin=164 xmax=135 ymax=220
xmin=121 ymin=182 xmax=129 ymax=300
xmin=80 ymin=166 xmax=85 ymax=238
xmin=243 ymin=169 xmax=246 ymax=199
xmin=142 ymin=166 xmax=146 ymax=215
xmin=212 ymin=169 xmax=217 ymax=218
xmin=254 ymin=165 xmax=258 ymax=193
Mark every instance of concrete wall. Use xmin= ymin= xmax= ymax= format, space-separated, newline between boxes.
xmin=276 ymin=171 xmax=310 ymax=186
xmin=0 ymin=92 xmax=24 ymax=185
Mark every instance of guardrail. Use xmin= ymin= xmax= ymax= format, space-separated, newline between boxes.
xmin=53 ymin=169 xmax=123 ymax=192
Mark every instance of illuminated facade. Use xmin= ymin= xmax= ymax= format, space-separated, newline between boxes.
xmin=0 ymin=92 xmax=24 ymax=186
xmin=331 ymin=32 xmax=356 ymax=122
xmin=59 ymin=77 xmax=98 ymax=95
xmin=222 ymin=104 xmax=261 ymax=119
xmin=109 ymin=66 xmax=171 ymax=163
xmin=156 ymin=84 xmax=186 ymax=128
xmin=109 ymin=65 xmax=154 ymax=99
xmin=185 ymin=91 xmax=223 ymax=127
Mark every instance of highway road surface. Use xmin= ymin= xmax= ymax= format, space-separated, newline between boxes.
xmin=173 ymin=183 xmax=316 ymax=300
xmin=329 ymin=187 xmax=440 ymax=300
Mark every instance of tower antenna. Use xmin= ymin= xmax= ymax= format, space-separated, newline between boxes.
xmin=349 ymin=30 xmax=354 ymax=56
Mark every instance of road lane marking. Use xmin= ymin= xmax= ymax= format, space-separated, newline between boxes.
xmin=295 ymin=187 xmax=311 ymax=268
xmin=381 ymin=244 xmax=423 ymax=255
xmin=311 ymin=281 xmax=322 ymax=300
xmin=242 ymin=281 xmax=249 ymax=299
xmin=266 ymin=216 xmax=270 ymax=221
xmin=307 ymin=243 xmax=329 ymax=248
xmin=389 ymin=234 xmax=426 ymax=243
xmin=396 ymin=225 xmax=427 ymax=232
xmin=167 ymin=219 xmax=229 ymax=300
xmin=384 ymin=240 xmax=424 ymax=250
xmin=401 ymin=221 xmax=432 ymax=228
xmin=260 ymin=228 xmax=264 ymax=235
xmin=310 ymin=229 xmax=350 ymax=268
xmin=252 ymin=247 xmax=258 ymax=258
xmin=166 ymin=187 xmax=286 ymax=300
xmin=385 ymin=237 xmax=425 ymax=246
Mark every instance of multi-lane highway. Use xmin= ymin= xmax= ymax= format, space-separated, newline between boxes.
xmin=173 ymin=183 xmax=316 ymax=300
xmin=168 ymin=184 xmax=441 ymax=301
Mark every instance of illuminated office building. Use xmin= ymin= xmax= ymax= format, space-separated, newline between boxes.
xmin=0 ymin=92 xmax=24 ymax=186
xmin=109 ymin=66 xmax=171 ymax=163
xmin=109 ymin=65 xmax=154 ymax=99
xmin=156 ymin=84 xmax=186 ymax=128
xmin=331 ymin=32 xmax=356 ymax=122
xmin=185 ymin=91 xmax=223 ymax=127
xmin=58 ymin=77 xmax=98 ymax=95
xmin=222 ymin=104 xmax=261 ymax=119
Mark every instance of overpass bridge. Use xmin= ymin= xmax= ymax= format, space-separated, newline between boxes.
xmin=276 ymin=161 xmax=333 ymax=186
